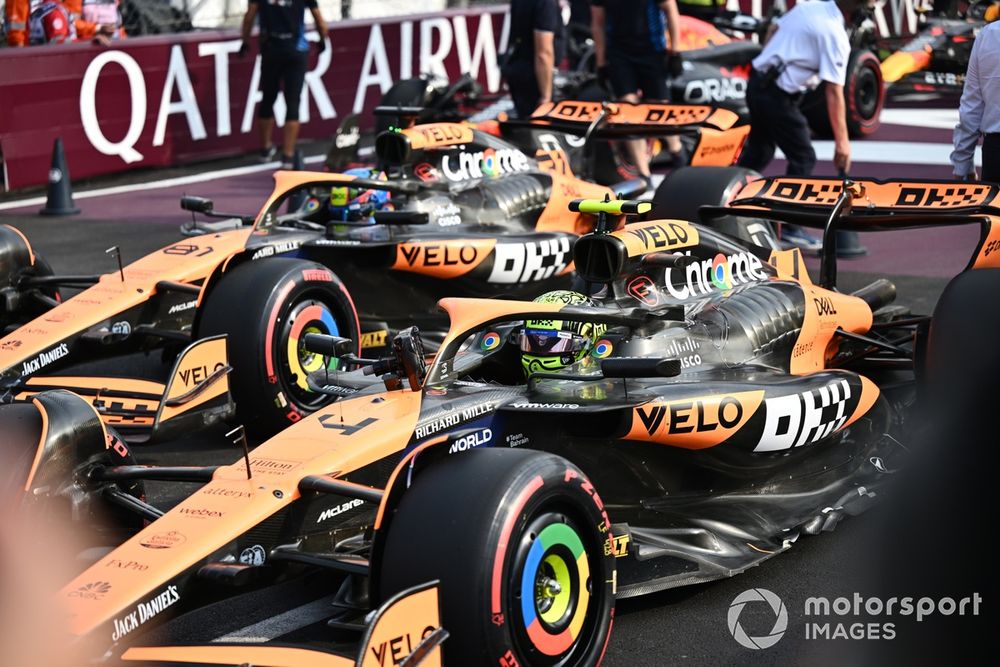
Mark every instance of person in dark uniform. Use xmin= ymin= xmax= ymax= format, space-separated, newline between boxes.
xmin=503 ymin=0 xmax=566 ymax=119
xmin=737 ymin=0 xmax=872 ymax=256
xmin=591 ymin=0 xmax=683 ymax=180
xmin=240 ymin=0 xmax=328 ymax=167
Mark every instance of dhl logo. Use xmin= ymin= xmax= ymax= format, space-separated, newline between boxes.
xmin=751 ymin=179 xmax=995 ymax=209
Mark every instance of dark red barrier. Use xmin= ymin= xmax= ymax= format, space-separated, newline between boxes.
xmin=0 ymin=8 xmax=507 ymax=190
xmin=0 ymin=1 xmax=924 ymax=191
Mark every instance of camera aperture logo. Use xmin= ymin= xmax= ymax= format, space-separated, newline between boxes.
xmin=727 ymin=590 xmax=983 ymax=648
xmin=728 ymin=588 xmax=788 ymax=649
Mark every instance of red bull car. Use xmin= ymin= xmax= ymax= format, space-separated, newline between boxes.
xmin=5 ymin=177 xmax=995 ymax=664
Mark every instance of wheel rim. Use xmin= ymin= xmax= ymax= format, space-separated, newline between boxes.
xmin=514 ymin=515 xmax=592 ymax=663
xmin=280 ymin=298 xmax=341 ymax=407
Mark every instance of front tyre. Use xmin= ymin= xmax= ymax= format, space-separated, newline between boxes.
xmin=378 ymin=449 xmax=615 ymax=666
xmin=197 ymin=258 xmax=360 ymax=438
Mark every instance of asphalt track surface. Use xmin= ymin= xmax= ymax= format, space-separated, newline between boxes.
xmin=0 ymin=109 xmax=990 ymax=665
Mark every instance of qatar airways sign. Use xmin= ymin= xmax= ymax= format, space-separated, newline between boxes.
xmin=0 ymin=9 xmax=507 ymax=189
xmin=78 ymin=18 xmax=506 ymax=165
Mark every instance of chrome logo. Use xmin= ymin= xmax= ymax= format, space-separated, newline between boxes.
xmin=710 ymin=253 xmax=732 ymax=290
xmin=481 ymin=331 xmax=501 ymax=350
xmin=480 ymin=149 xmax=498 ymax=177
xmin=593 ymin=339 xmax=613 ymax=358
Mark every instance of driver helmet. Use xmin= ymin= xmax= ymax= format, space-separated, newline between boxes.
xmin=520 ymin=291 xmax=607 ymax=376
xmin=328 ymin=168 xmax=392 ymax=223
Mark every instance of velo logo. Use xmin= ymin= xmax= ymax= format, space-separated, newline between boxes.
xmin=727 ymin=588 xmax=788 ymax=649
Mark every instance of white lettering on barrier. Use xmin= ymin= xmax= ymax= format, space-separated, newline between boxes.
xmin=453 ymin=13 xmax=500 ymax=93
xmin=77 ymin=16 xmax=504 ymax=166
xmin=303 ymin=34 xmax=336 ymax=123
xmin=198 ymin=39 xmax=241 ymax=137
xmin=400 ymin=21 xmax=414 ymax=80
xmin=153 ymin=44 xmax=207 ymax=147
xmin=79 ymin=50 xmax=147 ymax=163
xmin=353 ymin=24 xmax=394 ymax=113
xmin=420 ymin=17 xmax=453 ymax=82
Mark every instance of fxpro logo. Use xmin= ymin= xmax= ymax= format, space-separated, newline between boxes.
xmin=665 ymin=252 xmax=767 ymax=299
xmin=441 ymin=147 xmax=530 ymax=182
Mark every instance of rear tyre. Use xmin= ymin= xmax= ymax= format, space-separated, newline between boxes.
xmin=652 ymin=166 xmax=777 ymax=248
xmin=0 ymin=225 xmax=60 ymax=330
xmin=198 ymin=258 xmax=361 ymax=438
xmin=378 ymin=449 xmax=615 ymax=667
xmin=0 ymin=401 xmax=143 ymax=544
xmin=922 ymin=268 xmax=1000 ymax=412
xmin=803 ymin=50 xmax=884 ymax=139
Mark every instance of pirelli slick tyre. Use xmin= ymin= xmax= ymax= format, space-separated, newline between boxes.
xmin=803 ymin=49 xmax=884 ymax=139
xmin=652 ymin=166 xmax=777 ymax=248
xmin=379 ymin=449 xmax=615 ymax=667
xmin=0 ymin=225 xmax=60 ymax=330
xmin=0 ymin=400 xmax=143 ymax=543
xmin=198 ymin=258 xmax=360 ymax=438
xmin=923 ymin=268 xmax=1000 ymax=414
xmin=0 ymin=403 xmax=46 ymax=509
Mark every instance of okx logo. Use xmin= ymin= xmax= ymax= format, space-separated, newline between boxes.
xmin=728 ymin=588 xmax=788 ymax=649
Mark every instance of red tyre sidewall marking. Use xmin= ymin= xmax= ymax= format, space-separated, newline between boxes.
xmin=264 ymin=280 xmax=297 ymax=380
xmin=338 ymin=282 xmax=362 ymax=356
xmin=490 ymin=475 xmax=546 ymax=623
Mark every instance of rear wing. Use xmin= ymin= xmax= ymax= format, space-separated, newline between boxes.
xmin=703 ymin=177 xmax=1000 ymax=284
xmin=511 ymin=100 xmax=749 ymax=168
xmin=712 ymin=177 xmax=1000 ymax=226
xmin=524 ymin=100 xmax=742 ymax=135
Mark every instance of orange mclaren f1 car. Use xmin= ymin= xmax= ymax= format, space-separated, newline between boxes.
xmin=3 ymin=178 xmax=995 ymax=664
xmin=0 ymin=100 xmax=755 ymax=441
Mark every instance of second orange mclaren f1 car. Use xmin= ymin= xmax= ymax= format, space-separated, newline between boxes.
xmin=3 ymin=178 xmax=995 ymax=664
xmin=0 ymin=100 xmax=756 ymax=441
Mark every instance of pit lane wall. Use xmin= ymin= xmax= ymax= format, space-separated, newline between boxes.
xmin=0 ymin=1 xmax=923 ymax=191
xmin=0 ymin=8 xmax=509 ymax=190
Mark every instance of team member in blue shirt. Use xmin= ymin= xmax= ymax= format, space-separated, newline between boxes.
xmin=240 ymin=0 xmax=328 ymax=167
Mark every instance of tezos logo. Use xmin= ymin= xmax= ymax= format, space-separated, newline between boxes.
xmin=728 ymin=588 xmax=788 ymax=649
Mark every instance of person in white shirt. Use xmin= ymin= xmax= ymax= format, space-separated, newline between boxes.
xmin=951 ymin=10 xmax=1000 ymax=183
xmin=738 ymin=0 xmax=872 ymax=256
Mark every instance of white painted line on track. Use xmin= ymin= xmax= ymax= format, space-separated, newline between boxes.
xmin=0 ymin=138 xmax=978 ymax=214
xmin=212 ymin=596 xmax=335 ymax=644
xmin=880 ymin=108 xmax=960 ymax=130
xmin=0 ymin=154 xmax=325 ymax=212
xmin=780 ymin=140 xmax=980 ymax=168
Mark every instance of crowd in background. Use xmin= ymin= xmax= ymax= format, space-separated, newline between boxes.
xmin=3 ymin=0 xmax=124 ymax=45
xmin=1 ymin=0 xmax=487 ymax=46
